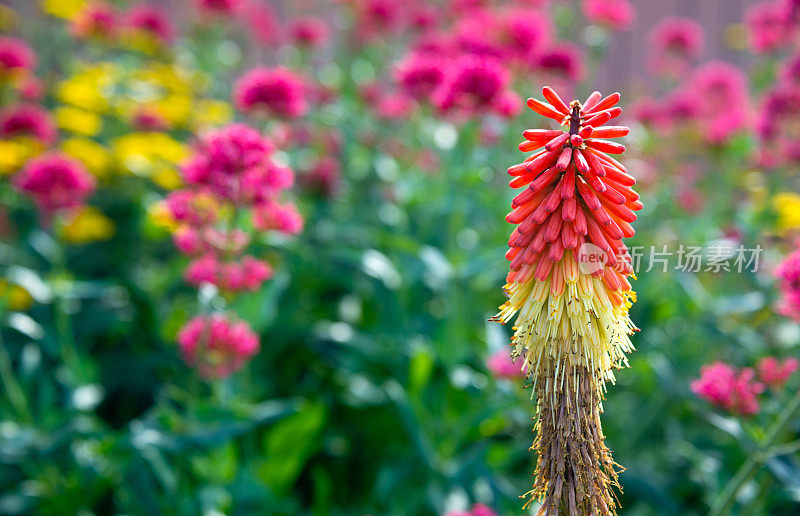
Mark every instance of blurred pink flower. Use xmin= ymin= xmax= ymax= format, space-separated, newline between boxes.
xmin=193 ymin=0 xmax=243 ymax=16
xmin=745 ymin=1 xmax=796 ymax=53
xmin=536 ymin=43 xmax=585 ymax=84
xmin=486 ymin=349 xmax=525 ymax=379
xmin=0 ymin=36 xmax=36 ymax=76
xmin=71 ymin=1 xmax=117 ymax=40
xmin=758 ymin=356 xmax=800 ymax=388
xmin=355 ymin=0 xmax=403 ymax=41
xmin=686 ymin=61 xmax=750 ymax=144
xmin=13 ymin=153 xmax=95 ymax=214
xmin=165 ymin=190 xmax=219 ymax=226
xmin=184 ymin=253 xmax=273 ymax=292
xmin=775 ymin=247 xmax=800 ymax=321
xmin=289 ymin=17 xmax=329 ymax=48
xmin=781 ymin=52 xmax=800 ymax=84
xmin=173 ymin=226 xmax=207 ymax=255
xmin=301 ymin=157 xmax=341 ymax=197
xmin=755 ymin=83 xmax=800 ymax=166
xmin=691 ymin=362 xmax=764 ymax=416
xmin=648 ymin=17 xmax=704 ymax=76
xmin=582 ymin=0 xmax=635 ymax=31
xmin=19 ymin=76 xmax=44 ymax=101
xmin=395 ymin=52 xmax=448 ymax=101
xmin=241 ymin=0 xmax=279 ymax=45
xmin=177 ymin=313 xmax=260 ymax=378
xmin=0 ymin=104 xmax=56 ymax=144
xmin=182 ymin=124 xmax=291 ymax=204
xmin=252 ymin=201 xmax=304 ymax=235
xmin=125 ymin=2 xmax=174 ymax=43
xmin=234 ymin=67 xmax=308 ymax=119
xmin=436 ymin=55 xmax=511 ymax=115
xmin=497 ymin=8 xmax=552 ymax=62
xmin=444 ymin=503 xmax=498 ymax=516
xmin=375 ymin=92 xmax=415 ymax=119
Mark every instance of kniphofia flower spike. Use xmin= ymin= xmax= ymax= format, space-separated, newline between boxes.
xmin=492 ymin=87 xmax=641 ymax=516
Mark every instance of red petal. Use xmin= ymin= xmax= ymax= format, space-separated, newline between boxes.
xmin=582 ymin=91 xmax=602 ymax=112
xmin=561 ymin=197 xmax=577 ymax=222
xmin=585 ymin=139 xmax=626 ymax=154
xmin=556 ymin=147 xmax=573 ymax=171
xmin=584 ymin=92 xmax=620 ymax=115
xmin=527 ymin=98 xmax=566 ymax=122
xmin=545 ymin=132 xmax=570 ymax=151
xmin=590 ymin=125 xmax=630 ymax=138
xmin=542 ymin=86 xmax=571 ymax=115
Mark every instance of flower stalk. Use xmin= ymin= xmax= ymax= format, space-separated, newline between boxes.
xmin=493 ymin=87 xmax=641 ymax=515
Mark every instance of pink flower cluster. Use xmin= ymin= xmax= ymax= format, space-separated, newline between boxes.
xmin=13 ymin=153 xmax=96 ymax=215
xmin=775 ymin=247 xmax=800 ymax=320
xmin=635 ymin=61 xmax=750 ymax=145
xmin=648 ymin=17 xmax=704 ymax=77
xmin=582 ymin=0 xmax=635 ymax=31
xmin=169 ymin=124 xmax=302 ymax=294
xmin=0 ymin=36 xmax=36 ymax=77
xmin=445 ymin=503 xmax=498 ymax=516
xmin=177 ymin=313 xmax=260 ymax=379
xmin=0 ymin=104 xmax=56 ymax=144
xmin=758 ymin=356 xmax=800 ymax=388
xmin=754 ymin=49 xmax=800 ymax=167
xmin=380 ymin=2 xmax=591 ymax=121
xmin=690 ymin=362 xmax=765 ymax=416
xmin=124 ymin=2 xmax=174 ymax=44
xmin=745 ymin=0 xmax=798 ymax=54
xmin=71 ymin=1 xmax=117 ymax=40
xmin=233 ymin=68 xmax=308 ymax=120
xmin=193 ymin=0 xmax=244 ymax=16
xmin=486 ymin=349 xmax=525 ymax=380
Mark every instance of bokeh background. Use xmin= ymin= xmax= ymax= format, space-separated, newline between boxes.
xmin=1 ymin=0 xmax=799 ymax=515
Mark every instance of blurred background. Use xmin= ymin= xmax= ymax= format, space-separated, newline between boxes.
xmin=0 ymin=0 xmax=799 ymax=515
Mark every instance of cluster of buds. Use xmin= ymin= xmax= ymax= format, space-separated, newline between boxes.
xmin=493 ymin=86 xmax=641 ymax=515
xmin=167 ymin=123 xmax=303 ymax=378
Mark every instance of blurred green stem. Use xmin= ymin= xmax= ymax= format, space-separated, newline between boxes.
xmin=0 ymin=328 xmax=32 ymax=421
xmin=52 ymin=242 xmax=86 ymax=384
xmin=709 ymin=387 xmax=800 ymax=516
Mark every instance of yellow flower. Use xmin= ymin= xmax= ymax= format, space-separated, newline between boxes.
xmin=56 ymin=64 xmax=116 ymax=112
xmin=112 ymin=132 xmax=188 ymax=187
xmin=55 ymin=106 xmax=103 ymax=136
xmin=191 ymin=99 xmax=233 ymax=129
xmin=41 ymin=0 xmax=85 ymax=19
xmin=0 ymin=279 xmax=34 ymax=312
xmin=156 ymin=94 xmax=193 ymax=127
xmin=774 ymin=193 xmax=800 ymax=233
xmin=0 ymin=138 xmax=43 ymax=176
xmin=146 ymin=200 xmax=179 ymax=232
xmin=61 ymin=138 xmax=112 ymax=179
xmin=0 ymin=5 xmax=17 ymax=31
xmin=58 ymin=205 xmax=115 ymax=244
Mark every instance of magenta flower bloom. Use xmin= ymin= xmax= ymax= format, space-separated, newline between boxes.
xmin=13 ymin=153 xmax=96 ymax=214
xmin=165 ymin=189 xmax=219 ymax=226
xmin=757 ymin=356 xmax=800 ymax=388
xmin=177 ymin=313 xmax=260 ymax=378
xmin=444 ymin=504 xmax=499 ymax=516
xmin=0 ymin=37 xmax=36 ymax=76
xmin=184 ymin=253 xmax=273 ymax=292
xmin=124 ymin=2 xmax=174 ymax=43
xmin=241 ymin=0 xmax=278 ymax=45
xmin=745 ymin=1 xmax=796 ymax=53
xmin=234 ymin=67 xmax=307 ymax=119
xmin=355 ymin=0 xmax=402 ymax=41
xmin=498 ymin=8 xmax=552 ymax=62
xmin=193 ymin=0 xmax=243 ymax=16
xmin=252 ymin=201 xmax=304 ymax=235
xmin=486 ymin=349 xmax=524 ymax=379
xmin=536 ymin=43 xmax=585 ymax=83
xmin=781 ymin=52 xmax=800 ymax=84
xmin=436 ymin=55 xmax=511 ymax=114
xmin=395 ymin=52 xmax=448 ymax=101
xmin=687 ymin=61 xmax=750 ymax=144
xmin=289 ymin=17 xmax=329 ymax=48
xmin=582 ymin=0 xmax=635 ymax=31
xmin=71 ymin=1 xmax=117 ymax=40
xmin=650 ymin=17 xmax=704 ymax=59
xmin=691 ymin=362 xmax=764 ymax=416
xmin=0 ymin=104 xmax=56 ymax=144
xmin=776 ymin=247 xmax=800 ymax=321
xmin=182 ymin=124 xmax=291 ymax=204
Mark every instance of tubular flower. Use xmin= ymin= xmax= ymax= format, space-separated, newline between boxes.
xmin=491 ymin=87 xmax=641 ymax=515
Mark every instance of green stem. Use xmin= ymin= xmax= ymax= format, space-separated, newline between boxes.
xmin=52 ymin=242 xmax=86 ymax=385
xmin=0 ymin=328 xmax=33 ymax=422
xmin=709 ymin=387 xmax=800 ymax=516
